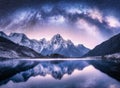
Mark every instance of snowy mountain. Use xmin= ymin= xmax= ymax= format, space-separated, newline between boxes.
xmin=43 ymin=34 xmax=90 ymax=57
xmin=9 ymin=33 xmax=89 ymax=57
xmin=0 ymin=31 xmax=89 ymax=57
xmin=9 ymin=33 xmax=43 ymax=53
xmin=0 ymin=36 xmax=43 ymax=58
xmin=84 ymin=33 xmax=120 ymax=57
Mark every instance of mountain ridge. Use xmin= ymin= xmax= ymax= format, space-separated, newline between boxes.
xmin=0 ymin=36 xmax=43 ymax=58
xmin=84 ymin=33 xmax=120 ymax=57
xmin=0 ymin=31 xmax=90 ymax=57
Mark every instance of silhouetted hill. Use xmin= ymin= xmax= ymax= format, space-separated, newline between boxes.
xmin=85 ymin=33 xmax=120 ymax=56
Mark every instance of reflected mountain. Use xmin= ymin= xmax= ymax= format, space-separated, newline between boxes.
xmin=0 ymin=58 xmax=120 ymax=88
xmin=0 ymin=59 xmax=89 ymax=85
xmin=0 ymin=59 xmax=40 ymax=82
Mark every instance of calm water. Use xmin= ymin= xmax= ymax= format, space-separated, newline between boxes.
xmin=0 ymin=58 xmax=120 ymax=88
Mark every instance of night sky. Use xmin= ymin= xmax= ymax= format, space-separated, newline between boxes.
xmin=0 ymin=0 xmax=120 ymax=49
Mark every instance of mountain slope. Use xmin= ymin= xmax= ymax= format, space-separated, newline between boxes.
xmin=0 ymin=36 xmax=43 ymax=58
xmin=85 ymin=33 xmax=120 ymax=56
xmin=0 ymin=31 xmax=8 ymax=39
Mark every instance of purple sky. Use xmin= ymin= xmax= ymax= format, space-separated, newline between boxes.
xmin=0 ymin=0 xmax=120 ymax=49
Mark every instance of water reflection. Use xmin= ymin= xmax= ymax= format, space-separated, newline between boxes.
xmin=0 ymin=58 xmax=120 ymax=88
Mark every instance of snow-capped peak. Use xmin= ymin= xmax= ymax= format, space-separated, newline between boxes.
xmin=9 ymin=33 xmax=29 ymax=44
xmin=77 ymin=44 xmax=89 ymax=50
xmin=51 ymin=34 xmax=64 ymax=44
xmin=9 ymin=33 xmax=27 ymax=39
xmin=66 ymin=40 xmax=74 ymax=45
xmin=77 ymin=44 xmax=84 ymax=48
xmin=39 ymin=38 xmax=47 ymax=44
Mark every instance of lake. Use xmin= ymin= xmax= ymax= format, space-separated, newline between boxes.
xmin=0 ymin=58 xmax=120 ymax=88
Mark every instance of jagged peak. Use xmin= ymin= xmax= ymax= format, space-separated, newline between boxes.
xmin=51 ymin=34 xmax=64 ymax=41
xmin=66 ymin=40 xmax=74 ymax=45
xmin=77 ymin=44 xmax=89 ymax=49
xmin=40 ymin=38 xmax=46 ymax=41
xmin=77 ymin=44 xmax=84 ymax=47
xmin=39 ymin=38 xmax=47 ymax=44
xmin=52 ymin=34 xmax=63 ymax=39
xmin=9 ymin=33 xmax=28 ymax=39
xmin=51 ymin=34 xmax=65 ymax=44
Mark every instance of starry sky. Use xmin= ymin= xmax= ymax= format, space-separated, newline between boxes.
xmin=0 ymin=0 xmax=120 ymax=49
